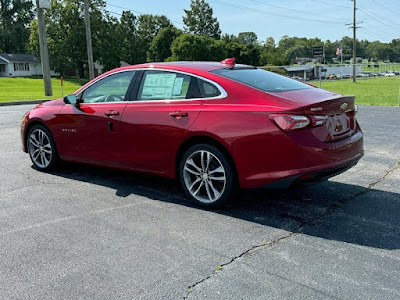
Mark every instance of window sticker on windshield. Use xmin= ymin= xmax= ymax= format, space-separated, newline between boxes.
xmin=172 ymin=77 xmax=184 ymax=96
xmin=142 ymin=73 xmax=176 ymax=99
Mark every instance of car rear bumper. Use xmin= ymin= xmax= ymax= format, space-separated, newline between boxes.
xmin=258 ymin=153 xmax=363 ymax=189
xmin=238 ymin=128 xmax=364 ymax=189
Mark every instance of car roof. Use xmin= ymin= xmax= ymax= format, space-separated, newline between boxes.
xmin=113 ymin=61 xmax=252 ymax=73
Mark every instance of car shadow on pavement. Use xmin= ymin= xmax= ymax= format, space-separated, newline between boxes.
xmin=47 ymin=162 xmax=400 ymax=251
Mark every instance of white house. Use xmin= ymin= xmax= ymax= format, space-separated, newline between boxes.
xmin=0 ymin=53 xmax=58 ymax=77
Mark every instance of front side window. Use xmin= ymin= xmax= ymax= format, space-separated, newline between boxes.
xmin=81 ymin=71 xmax=135 ymax=103
xmin=137 ymin=71 xmax=192 ymax=101
xmin=0 ymin=65 xmax=5 ymax=72
xmin=212 ymin=68 xmax=311 ymax=93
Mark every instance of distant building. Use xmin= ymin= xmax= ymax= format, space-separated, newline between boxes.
xmin=0 ymin=53 xmax=58 ymax=77
xmin=285 ymin=64 xmax=362 ymax=80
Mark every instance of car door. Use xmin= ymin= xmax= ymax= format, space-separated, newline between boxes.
xmin=120 ymin=70 xmax=203 ymax=174
xmin=56 ymin=70 xmax=136 ymax=166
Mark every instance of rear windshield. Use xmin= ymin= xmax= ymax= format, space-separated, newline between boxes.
xmin=212 ymin=68 xmax=312 ymax=93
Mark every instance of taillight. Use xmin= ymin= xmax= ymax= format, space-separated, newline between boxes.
xmin=271 ymin=115 xmax=310 ymax=131
xmin=345 ymin=105 xmax=357 ymax=117
xmin=310 ymin=115 xmax=328 ymax=126
xmin=271 ymin=114 xmax=329 ymax=131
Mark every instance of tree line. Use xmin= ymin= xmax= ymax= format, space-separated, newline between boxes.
xmin=1 ymin=0 xmax=400 ymax=77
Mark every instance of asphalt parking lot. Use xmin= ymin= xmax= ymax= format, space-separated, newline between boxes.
xmin=1 ymin=104 xmax=399 ymax=299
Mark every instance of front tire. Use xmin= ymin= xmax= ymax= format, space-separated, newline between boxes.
xmin=179 ymin=144 xmax=236 ymax=207
xmin=27 ymin=124 xmax=58 ymax=171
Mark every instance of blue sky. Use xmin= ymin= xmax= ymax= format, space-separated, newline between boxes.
xmin=106 ymin=0 xmax=400 ymax=44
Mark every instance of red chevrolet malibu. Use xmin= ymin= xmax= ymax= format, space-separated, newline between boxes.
xmin=21 ymin=59 xmax=363 ymax=207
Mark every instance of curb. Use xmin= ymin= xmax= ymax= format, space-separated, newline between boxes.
xmin=0 ymin=100 xmax=49 ymax=106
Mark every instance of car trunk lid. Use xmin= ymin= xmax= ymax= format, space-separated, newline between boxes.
xmin=269 ymin=88 xmax=357 ymax=142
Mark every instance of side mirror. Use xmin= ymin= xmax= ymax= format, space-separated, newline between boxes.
xmin=63 ymin=94 xmax=81 ymax=107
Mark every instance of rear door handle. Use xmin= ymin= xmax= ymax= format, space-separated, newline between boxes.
xmin=105 ymin=110 xmax=120 ymax=117
xmin=169 ymin=111 xmax=188 ymax=119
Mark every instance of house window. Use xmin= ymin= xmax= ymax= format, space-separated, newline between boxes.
xmin=14 ymin=63 xmax=29 ymax=71
xmin=0 ymin=65 xmax=5 ymax=72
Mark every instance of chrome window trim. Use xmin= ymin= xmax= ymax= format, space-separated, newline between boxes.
xmin=75 ymin=68 xmax=228 ymax=105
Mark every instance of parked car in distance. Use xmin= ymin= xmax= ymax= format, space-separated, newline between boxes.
xmin=341 ymin=74 xmax=351 ymax=79
xmin=327 ymin=74 xmax=338 ymax=80
xmin=384 ymin=72 xmax=395 ymax=77
xmin=21 ymin=58 xmax=364 ymax=207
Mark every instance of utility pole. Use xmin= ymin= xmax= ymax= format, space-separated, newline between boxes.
xmin=36 ymin=0 xmax=52 ymax=96
xmin=84 ymin=0 xmax=95 ymax=80
xmin=352 ymin=0 xmax=356 ymax=82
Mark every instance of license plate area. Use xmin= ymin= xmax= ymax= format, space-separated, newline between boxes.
xmin=326 ymin=113 xmax=351 ymax=142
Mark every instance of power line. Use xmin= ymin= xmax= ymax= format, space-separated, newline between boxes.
xmin=360 ymin=22 xmax=395 ymax=39
xmin=248 ymin=0 xmax=348 ymax=21
xmin=308 ymin=0 xmax=352 ymax=9
xmin=107 ymin=3 xmax=185 ymax=25
xmin=358 ymin=4 xmax=400 ymax=28
xmin=361 ymin=28 xmax=390 ymax=40
xmin=369 ymin=0 xmax=400 ymax=17
xmin=208 ymin=0 xmax=348 ymax=24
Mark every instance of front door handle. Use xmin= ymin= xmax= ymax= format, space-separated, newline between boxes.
xmin=105 ymin=110 xmax=120 ymax=117
xmin=169 ymin=111 xmax=188 ymax=119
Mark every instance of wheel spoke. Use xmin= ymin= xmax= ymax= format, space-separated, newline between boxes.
xmin=184 ymin=166 xmax=201 ymax=176
xmin=209 ymin=166 xmax=223 ymax=175
xmin=42 ymin=143 xmax=52 ymax=154
xmin=42 ymin=152 xmax=49 ymax=166
xmin=200 ymin=151 xmax=206 ymax=172
xmin=204 ymin=180 xmax=214 ymax=201
xmin=186 ymin=158 xmax=202 ymax=173
xmin=39 ymin=130 xmax=44 ymax=144
xmin=188 ymin=177 xmax=202 ymax=191
xmin=208 ymin=180 xmax=221 ymax=199
xmin=209 ymin=175 xmax=226 ymax=181
xmin=205 ymin=152 xmax=212 ymax=172
xmin=32 ymin=149 xmax=40 ymax=161
xmin=193 ymin=181 xmax=204 ymax=196
xmin=29 ymin=136 xmax=40 ymax=148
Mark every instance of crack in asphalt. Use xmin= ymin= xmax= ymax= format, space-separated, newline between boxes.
xmin=183 ymin=162 xmax=400 ymax=299
xmin=183 ymin=231 xmax=300 ymax=299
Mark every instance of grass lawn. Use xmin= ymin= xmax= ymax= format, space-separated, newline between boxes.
xmin=0 ymin=77 xmax=88 ymax=102
xmin=312 ymin=76 xmax=400 ymax=106
xmin=1 ymin=75 xmax=399 ymax=106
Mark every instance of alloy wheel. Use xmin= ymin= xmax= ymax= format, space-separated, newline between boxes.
xmin=28 ymin=128 xmax=53 ymax=169
xmin=183 ymin=150 xmax=227 ymax=204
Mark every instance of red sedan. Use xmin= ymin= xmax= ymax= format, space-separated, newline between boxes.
xmin=21 ymin=59 xmax=363 ymax=207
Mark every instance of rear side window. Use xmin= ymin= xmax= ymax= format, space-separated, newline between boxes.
xmin=198 ymin=79 xmax=221 ymax=98
xmin=137 ymin=71 xmax=192 ymax=101
xmin=212 ymin=68 xmax=311 ymax=93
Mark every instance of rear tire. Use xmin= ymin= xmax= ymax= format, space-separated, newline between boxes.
xmin=27 ymin=124 xmax=58 ymax=171
xmin=179 ymin=144 xmax=236 ymax=208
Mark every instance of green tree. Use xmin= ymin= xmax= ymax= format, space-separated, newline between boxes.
xmin=118 ymin=11 xmax=138 ymax=64
xmin=135 ymin=14 xmax=172 ymax=63
xmin=168 ymin=33 xmax=225 ymax=61
xmin=237 ymin=32 xmax=258 ymax=45
xmin=29 ymin=0 xmax=121 ymax=77
xmin=183 ymin=0 xmax=221 ymax=39
xmin=0 ymin=0 xmax=34 ymax=53
xmin=239 ymin=44 xmax=260 ymax=66
xmin=221 ymin=33 xmax=237 ymax=43
xmin=147 ymin=27 xmax=182 ymax=62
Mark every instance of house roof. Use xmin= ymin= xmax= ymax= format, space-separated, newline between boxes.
xmin=0 ymin=57 xmax=7 ymax=64
xmin=0 ymin=53 xmax=39 ymax=63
